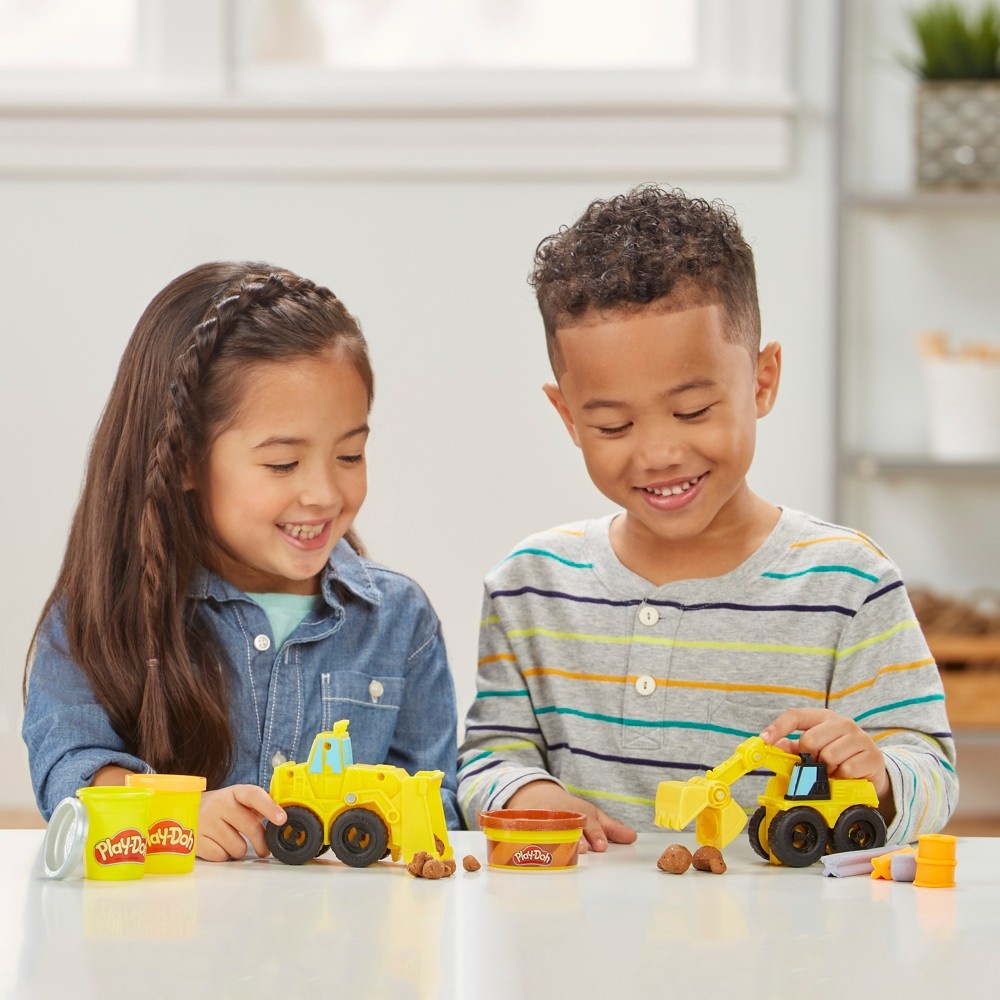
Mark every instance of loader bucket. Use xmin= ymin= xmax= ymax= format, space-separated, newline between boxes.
xmin=398 ymin=770 xmax=452 ymax=864
xmin=654 ymin=778 xmax=716 ymax=830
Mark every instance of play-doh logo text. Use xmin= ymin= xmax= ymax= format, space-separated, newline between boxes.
xmin=512 ymin=845 xmax=553 ymax=867
xmin=93 ymin=829 xmax=147 ymax=865
xmin=147 ymin=819 xmax=195 ymax=855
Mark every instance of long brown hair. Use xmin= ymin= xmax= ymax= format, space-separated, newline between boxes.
xmin=25 ymin=262 xmax=374 ymax=788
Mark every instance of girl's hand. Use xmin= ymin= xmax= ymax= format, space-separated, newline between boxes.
xmin=760 ymin=708 xmax=894 ymax=822
xmin=196 ymin=785 xmax=287 ymax=862
xmin=505 ymin=780 xmax=637 ymax=853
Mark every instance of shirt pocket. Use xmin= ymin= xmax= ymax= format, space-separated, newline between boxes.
xmin=320 ymin=670 xmax=405 ymax=733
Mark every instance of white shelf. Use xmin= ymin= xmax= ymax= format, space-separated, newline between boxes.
xmin=844 ymin=453 xmax=1000 ymax=478
xmin=846 ymin=191 xmax=1000 ymax=210
xmin=834 ymin=0 xmax=1000 ymax=604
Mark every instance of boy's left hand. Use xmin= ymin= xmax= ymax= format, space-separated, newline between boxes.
xmin=760 ymin=708 xmax=893 ymax=821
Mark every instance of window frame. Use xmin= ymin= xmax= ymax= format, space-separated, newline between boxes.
xmin=0 ymin=0 xmax=795 ymax=179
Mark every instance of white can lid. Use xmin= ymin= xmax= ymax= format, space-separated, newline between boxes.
xmin=43 ymin=796 xmax=88 ymax=879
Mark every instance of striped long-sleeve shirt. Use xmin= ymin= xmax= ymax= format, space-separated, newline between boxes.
xmin=457 ymin=508 xmax=958 ymax=843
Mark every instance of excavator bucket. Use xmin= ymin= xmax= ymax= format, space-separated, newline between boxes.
xmin=693 ymin=798 xmax=748 ymax=850
xmin=655 ymin=777 xmax=749 ymax=850
xmin=654 ymin=778 xmax=716 ymax=830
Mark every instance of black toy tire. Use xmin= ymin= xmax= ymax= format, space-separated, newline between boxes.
xmin=265 ymin=806 xmax=324 ymax=865
xmin=330 ymin=808 xmax=389 ymax=868
xmin=767 ymin=806 xmax=829 ymax=867
xmin=747 ymin=806 xmax=770 ymax=860
xmin=831 ymin=805 xmax=887 ymax=853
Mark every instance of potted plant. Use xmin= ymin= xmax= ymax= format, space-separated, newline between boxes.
xmin=900 ymin=0 xmax=1000 ymax=188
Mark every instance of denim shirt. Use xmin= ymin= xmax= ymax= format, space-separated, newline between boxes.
xmin=23 ymin=540 xmax=459 ymax=828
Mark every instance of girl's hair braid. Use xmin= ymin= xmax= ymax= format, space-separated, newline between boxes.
xmin=136 ymin=271 xmax=317 ymax=766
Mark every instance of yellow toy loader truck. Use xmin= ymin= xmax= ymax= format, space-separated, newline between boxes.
xmin=265 ymin=720 xmax=452 ymax=868
xmin=655 ymin=736 xmax=887 ymax=867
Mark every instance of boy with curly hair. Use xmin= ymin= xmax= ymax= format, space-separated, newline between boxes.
xmin=457 ymin=186 xmax=957 ymax=851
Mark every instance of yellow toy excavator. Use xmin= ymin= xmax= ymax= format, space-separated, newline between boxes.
xmin=654 ymin=736 xmax=887 ymax=867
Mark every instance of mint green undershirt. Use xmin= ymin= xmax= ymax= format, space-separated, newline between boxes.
xmin=248 ymin=592 xmax=320 ymax=649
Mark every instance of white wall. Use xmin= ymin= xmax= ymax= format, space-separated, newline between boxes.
xmin=0 ymin=1 xmax=838 ymax=811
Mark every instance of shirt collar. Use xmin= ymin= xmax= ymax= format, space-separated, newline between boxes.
xmin=188 ymin=539 xmax=381 ymax=609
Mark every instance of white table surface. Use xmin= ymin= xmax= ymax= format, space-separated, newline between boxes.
xmin=1 ymin=829 xmax=996 ymax=999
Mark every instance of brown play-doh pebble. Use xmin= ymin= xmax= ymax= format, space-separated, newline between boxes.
xmin=692 ymin=846 xmax=727 ymax=874
xmin=657 ymin=844 xmax=693 ymax=874
xmin=421 ymin=858 xmax=447 ymax=880
xmin=463 ymin=855 xmax=481 ymax=872
xmin=442 ymin=858 xmax=457 ymax=876
xmin=407 ymin=851 xmax=432 ymax=877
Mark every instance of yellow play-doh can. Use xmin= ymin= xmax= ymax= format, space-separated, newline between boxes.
xmin=76 ymin=786 xmax=153 ymax=881
xmin=126 ymin=774 xmax=206 ymax=874
xmin=479 ymin=809 xmax=586 ymax=871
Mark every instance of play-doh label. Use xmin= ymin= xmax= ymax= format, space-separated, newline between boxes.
xmin=512 ymin=845 xmax=553 ymax=867
xmin=147 ymin=819 xmax=195 ymax=856
xmin=93 ymin=828 xmax=147 ymax=866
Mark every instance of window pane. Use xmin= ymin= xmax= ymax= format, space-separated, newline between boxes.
xmin=251 ymin=0 xmax=697 ymax=71
xmin=0 ymin=0 xmax=138 ymax=70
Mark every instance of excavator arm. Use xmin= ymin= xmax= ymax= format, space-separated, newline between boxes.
xmin=654 ymin=737 xmax=802 ymax=849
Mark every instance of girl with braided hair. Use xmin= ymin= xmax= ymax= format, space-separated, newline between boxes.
xmin=23 ymin=261 xmax=459 ymax=859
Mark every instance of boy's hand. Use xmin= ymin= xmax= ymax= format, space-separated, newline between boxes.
xmin=760 ymin=708 xmax=894 ymax=822
xmin=504 ymin=780 xmax=637 ymax=853
xmin=196 ymin=785 xmax=287 ymax=862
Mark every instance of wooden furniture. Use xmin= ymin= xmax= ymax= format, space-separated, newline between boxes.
xmin=929 ymin=633 xmax=1000 ymax=730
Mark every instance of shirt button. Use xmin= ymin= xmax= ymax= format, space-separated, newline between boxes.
xmin=253 ymin=634 xmax=271 ymax=652
xmin=369 ymin=680 xmax=384 ymax=701
xmin=635 ymin=675 xmax=656 ymax=696
xmin=271 ymin=752 xmax=286 ymax=767
xmin=638 ymin=605 xmax=660 ymax=627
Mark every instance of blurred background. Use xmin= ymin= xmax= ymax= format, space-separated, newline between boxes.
xmin=1 ymin=0 xmax=997 ymax=830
